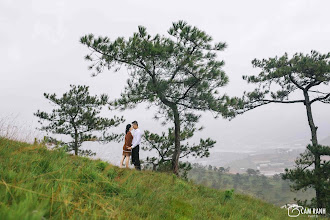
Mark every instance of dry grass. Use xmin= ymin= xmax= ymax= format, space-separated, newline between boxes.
xmin=0 ymin=115 xmax=41 ymax=143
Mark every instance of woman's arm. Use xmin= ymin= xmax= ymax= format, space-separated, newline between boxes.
xmin=127 ymin=132 xmax=133 ymax=149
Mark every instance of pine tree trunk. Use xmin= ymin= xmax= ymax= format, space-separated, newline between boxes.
xmin=74 ymin=128 xmax=78 ymax=156
xmin=304 ymin=93 xmax=318 ymax=146
xmin=171 ymin=105 xmax=181 ymax=176
xmin=152 ymin=163 xmax=157 ymax=171
xmin=157 ymin=93 xmax=181 ymax=175
xmin=303 ymin=91 xmax=322 ymax=208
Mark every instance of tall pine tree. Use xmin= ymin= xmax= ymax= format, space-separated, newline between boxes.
xmin=80 ymin=21 xmax=239 ymax=174
xmin=239 ymin=51 xmax=330 ymax=209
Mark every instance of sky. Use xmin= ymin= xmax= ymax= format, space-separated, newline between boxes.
xmin=1 ymin=0 xmax=330 ymax=152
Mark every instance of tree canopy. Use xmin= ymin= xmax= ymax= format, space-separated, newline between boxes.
xmin=282 ymin=144 xmax=330 ymax=210
xmin=34 ymin=85 xmax=124 ymax=156
xmin=240 ymin=50 xmax=330 ymax=113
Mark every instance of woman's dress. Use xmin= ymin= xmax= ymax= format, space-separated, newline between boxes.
xmin=123 ymin=131 xmax=133 ymax=156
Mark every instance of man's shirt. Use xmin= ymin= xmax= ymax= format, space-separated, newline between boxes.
xmin=131 ymin=128 xmax=142 ymax=149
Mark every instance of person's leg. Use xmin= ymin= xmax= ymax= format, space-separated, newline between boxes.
xmin=120 ymin=155 xmax=125 ymax=168
xmin=131 ymin=148 xmax=137 ymax=166
xmin=125 ymin=156 xmax=130 ymax=168
xmin=135 ymin=145 xmax=141 ymax=170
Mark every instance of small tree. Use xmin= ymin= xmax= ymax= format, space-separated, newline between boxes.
xmin=142 ymin=126 xmax=215 ymax=172
xmin=218 ymin=167 xmax=230 ymax=173
xmin=80 ymin=21 xmax=238 ymax=174
xmin=239 ymin=50 xmax=330 ymax=209
xmin=246 ymin=168 xmax=260 ymax=176
xmin=282 ymin=144 xmax=330 ymax=210
xmin=34 ymin=85 xmax=124 ymax=156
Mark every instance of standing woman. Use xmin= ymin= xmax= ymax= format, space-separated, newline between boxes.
xmin=120 ymin=124 xmax=133 ymax=168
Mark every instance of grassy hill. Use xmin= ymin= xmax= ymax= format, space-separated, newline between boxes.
xmin=0 ymin=137 xmax=309 ymax=219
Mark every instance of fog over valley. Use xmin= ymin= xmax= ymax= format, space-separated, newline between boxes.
xmin=1 ymin=0 xmax=330 ymax=173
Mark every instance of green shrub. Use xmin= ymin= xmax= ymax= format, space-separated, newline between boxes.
xmin=223 ymin=189 xmax=235 ymax=203
xmin=96 ymin=161 xmax=108 ymax=172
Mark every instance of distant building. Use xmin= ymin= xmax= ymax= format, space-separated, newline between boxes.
xmin=259 ymin=163 xmax=269 ymax=168
xmin=253 ymin=160 xmax=271 ymax=164
xmin=269 ymin=163 xmax=285 ymax=167
xmin=260 ymin=171 xmax=281 ymax=176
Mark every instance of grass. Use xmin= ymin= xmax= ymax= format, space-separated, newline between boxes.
xmin=0 ymin=137 xmax=311 ymax=219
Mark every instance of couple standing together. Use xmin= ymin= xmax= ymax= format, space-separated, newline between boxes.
xmin=120 ymin=120 xmax=142 ymax=170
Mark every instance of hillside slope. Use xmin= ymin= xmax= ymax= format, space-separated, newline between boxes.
xmin=0 ymin=138 xmax=307 ymax=219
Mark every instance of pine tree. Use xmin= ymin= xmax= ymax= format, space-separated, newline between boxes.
xmin=142 ymin=127 xmax=215 ymax=172
xmin=80 ymin=21 xmax=239 ymax=174
xmin=34 ymin=85 xmax=124 ymax=156
xmin=239 ymin=51 xmax=330 ymax=209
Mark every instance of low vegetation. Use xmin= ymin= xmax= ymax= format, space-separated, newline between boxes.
xmin=0 ymin=137 xmax=300 ymax=219
xmin=188 ymin=164 xmax=315 ymax=207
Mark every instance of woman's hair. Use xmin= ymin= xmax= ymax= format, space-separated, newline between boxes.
xmin=125 ymin=124 xmax=131 ymax=134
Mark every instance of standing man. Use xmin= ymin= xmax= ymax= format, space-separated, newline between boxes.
xmin=130 ymin=121 xmax=142 ymax=170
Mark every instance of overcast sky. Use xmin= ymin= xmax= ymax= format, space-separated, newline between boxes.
xmin=1 ymin=0 xmax=330 ymax=151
